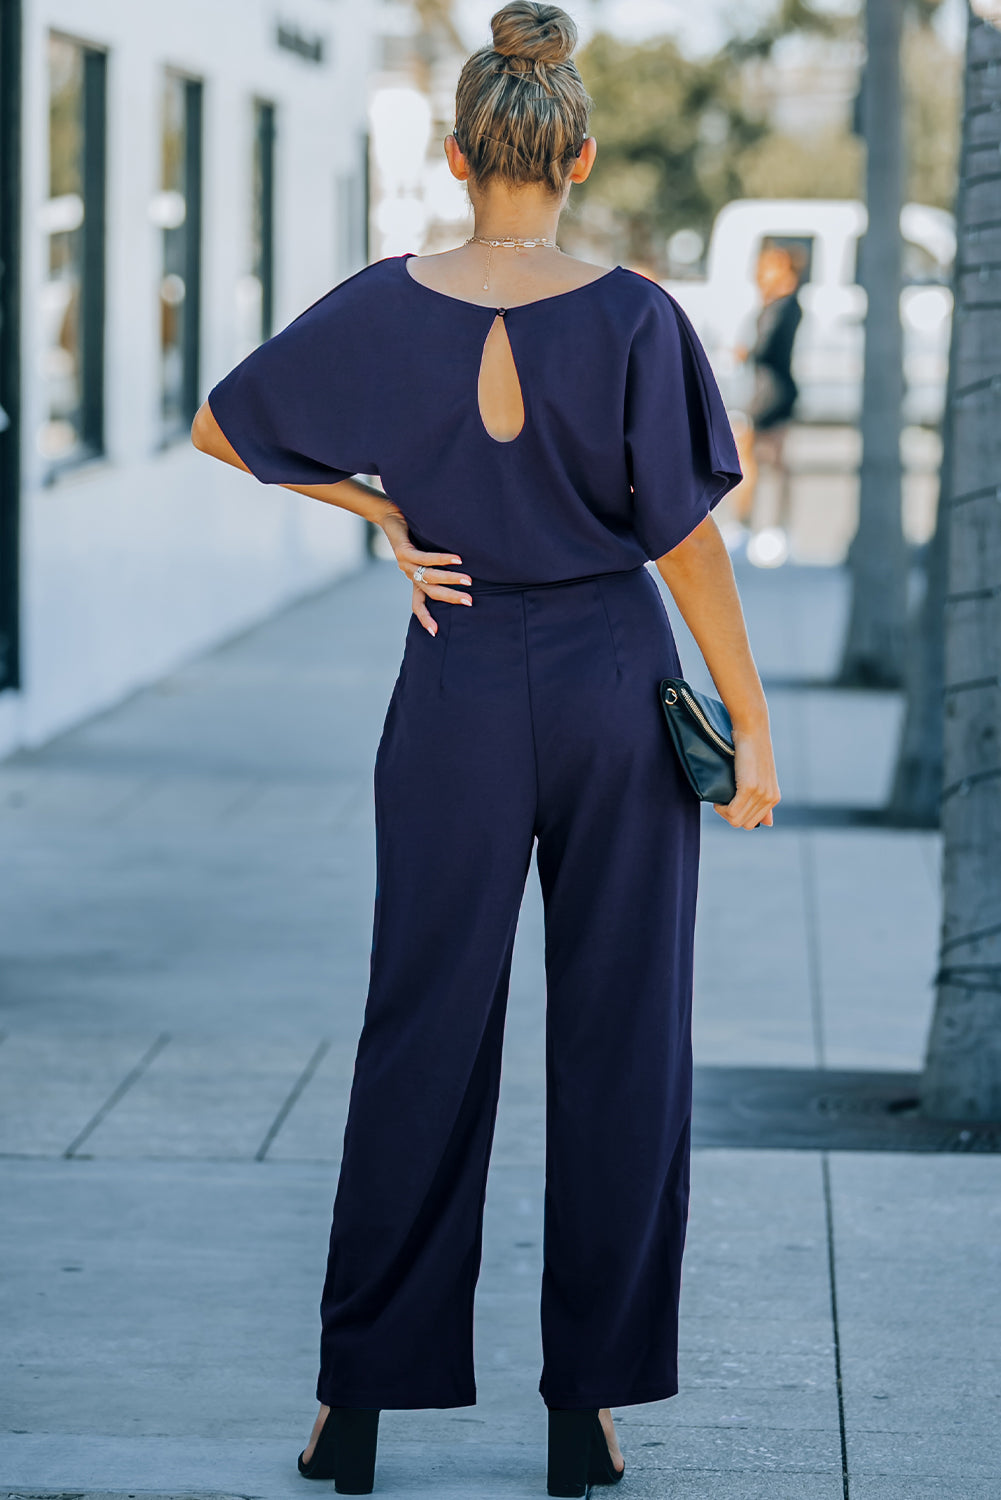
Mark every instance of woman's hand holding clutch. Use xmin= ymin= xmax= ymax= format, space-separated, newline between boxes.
xmin=715 ymin=721 xmax=780 ymax=829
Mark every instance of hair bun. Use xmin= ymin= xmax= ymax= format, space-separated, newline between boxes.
xmin=490 ymin=2 xmax=577 ymax=66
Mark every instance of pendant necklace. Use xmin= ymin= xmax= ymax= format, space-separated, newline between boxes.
xmin=464 ymin=233 xmax=561 ymax=293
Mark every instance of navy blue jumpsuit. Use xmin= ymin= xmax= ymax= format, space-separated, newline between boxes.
xmin=207 ymin=252 xmax=742 ymax=1413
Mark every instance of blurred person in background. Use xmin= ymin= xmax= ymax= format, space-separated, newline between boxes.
xmin=192 ymin=2 xmax=780 ymax=1493
xmin=728 ymin=243 xmax=804 ymax=567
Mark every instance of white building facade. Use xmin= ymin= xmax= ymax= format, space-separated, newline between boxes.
xmin=0 ymin=0 xmax=374 ymax=757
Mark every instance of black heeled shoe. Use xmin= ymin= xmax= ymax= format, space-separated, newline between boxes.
xmin=586 ymin=1411 xmax=626 ymax=1487
xmin=298 ymin=1406 xmax=380 ymax=1493
xmin=547 ymin=1408 xmax=625 ymax=1497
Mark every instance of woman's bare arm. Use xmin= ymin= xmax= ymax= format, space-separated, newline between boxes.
xmin=655 ymin=513 xmax=780 ymax=829
xmin=191 ymin=399 xmax=406 ymax=527
xmin=190 ymin=400 xmax=472 ymax=634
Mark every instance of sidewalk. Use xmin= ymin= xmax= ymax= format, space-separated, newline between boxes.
xmin=1 ymin=556 xmax=998 ymax=1499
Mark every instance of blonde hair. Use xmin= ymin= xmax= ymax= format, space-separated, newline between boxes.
xmin=453 ymin=3 xmax=593 ymax=197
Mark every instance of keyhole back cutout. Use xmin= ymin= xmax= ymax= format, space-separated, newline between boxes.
xmin=477 ymin=312 xmax=525 ymax=443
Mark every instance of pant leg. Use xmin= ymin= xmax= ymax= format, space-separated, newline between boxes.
xmin=317 ymin=596 xmax=536 ymax=1409
xmin=528 ymin=568 xmax=701 ymax=1409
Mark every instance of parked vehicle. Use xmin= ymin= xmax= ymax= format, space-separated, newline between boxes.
xmin=664 ymin=198 xmax=955 ymax=427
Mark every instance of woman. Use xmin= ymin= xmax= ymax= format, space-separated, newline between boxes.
xmin=730 ymin=244 xmax=804 ymax=565
xmin=192 ymin=4 xmax=780 ymax=1494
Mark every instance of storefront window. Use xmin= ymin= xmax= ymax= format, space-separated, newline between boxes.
xmin=39 ymin=33 xmax=106 ymax=470
xmin=235 ymin=100 xmax=276 ymax=358
xmin=154 ymin=70 xmax=202 ymax=442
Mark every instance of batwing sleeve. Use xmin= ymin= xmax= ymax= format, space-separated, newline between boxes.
xmin=206 ymin=283 xmax=379 ymax=486
xmin=624 ymin=286 xmax=743 ymax=560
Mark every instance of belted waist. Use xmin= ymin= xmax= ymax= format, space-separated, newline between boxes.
xmin=467 ymin=564 xmax=646 ymax=596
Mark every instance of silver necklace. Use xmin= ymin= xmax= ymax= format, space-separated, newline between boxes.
xmin=464 ymin=233 xmax=561 ymax=293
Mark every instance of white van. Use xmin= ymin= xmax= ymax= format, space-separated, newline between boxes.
xmin=663 ymin=198 xmax=955 ymax=427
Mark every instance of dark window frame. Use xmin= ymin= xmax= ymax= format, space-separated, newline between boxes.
xmin=79 ymin=45 xmax=106 ymax=452
xmin=252 ymin=98 xmax=276 ymax=342
xmin=0 ymin=0 xmax=22 ymax=690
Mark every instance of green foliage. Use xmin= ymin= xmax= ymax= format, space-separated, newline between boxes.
xmin=903 ymin=17 xmax=961 ymax=210
xmin=738 ymin=128 xmax=863 ymax=201
xmin=572 ymin=3 xmax=960 ymax=269
xmin=574 ymin=33 xmax=764 ymax=261
xmin=722 ymin=0 xmax=855 ymax=61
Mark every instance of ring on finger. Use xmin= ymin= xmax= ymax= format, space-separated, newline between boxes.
xmin=413 ymin=564 xmax=427 ymax=586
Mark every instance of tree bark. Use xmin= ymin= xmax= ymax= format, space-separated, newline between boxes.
xmin=921 ymin=4 xmax=1001 ymax=1120
xmin=886 ymin=345 xmax=952 ymax=826
xmin=838 ymin=0 xmax=909 ymax=687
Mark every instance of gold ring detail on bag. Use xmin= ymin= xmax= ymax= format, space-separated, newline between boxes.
xmin=659 ymin=675 xmax=737 ymax=804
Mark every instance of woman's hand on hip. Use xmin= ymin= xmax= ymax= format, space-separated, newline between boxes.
xmin=380 ymin=513 xmax=472 ymax=637
xmin=714 ymin=722 xmax=781 ymax=829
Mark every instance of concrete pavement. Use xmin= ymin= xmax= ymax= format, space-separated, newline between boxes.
xmin=1 ymin=555 xmax=998 ymax=1499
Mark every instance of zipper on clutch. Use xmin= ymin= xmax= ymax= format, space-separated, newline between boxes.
xmin=678 ymin=685 xmax=736 ymax=757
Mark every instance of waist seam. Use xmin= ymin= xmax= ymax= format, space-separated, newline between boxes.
xmin=469 ymin=564 xmax=646 ymax=596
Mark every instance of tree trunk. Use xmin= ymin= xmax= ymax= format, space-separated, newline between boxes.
xmin=921 ymin=4 xmax=1001 ymax=1120
xmin=838 ymin=0 xmax=909 ymax=687
xmin=886 ymin=347 xmax=952 ymax=826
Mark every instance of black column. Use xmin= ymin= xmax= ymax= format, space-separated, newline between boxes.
xmin=0 ymin=0 xmax=22 ymax=691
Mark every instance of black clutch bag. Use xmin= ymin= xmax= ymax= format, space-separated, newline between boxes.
xmin=658 ymin=676 xmax=737 ymax=804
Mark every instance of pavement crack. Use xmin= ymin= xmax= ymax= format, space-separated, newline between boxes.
xmin=254 ymin=1038 xmax=331 ymax=1161
xmin=62 ymin=1032 xmax=171 ymax=1158
xmin=821 ymin=1152 xmax=851 ymax=1500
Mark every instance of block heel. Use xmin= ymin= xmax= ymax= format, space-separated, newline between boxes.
xmin=297 ymin=1407 xmax=380 ymax=1493
xmin=547 ymin=1408 xmax=594 ymax=1497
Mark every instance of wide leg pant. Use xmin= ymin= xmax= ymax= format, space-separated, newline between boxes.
xmin=316 ymin=564 xmax=700 ymax=1411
